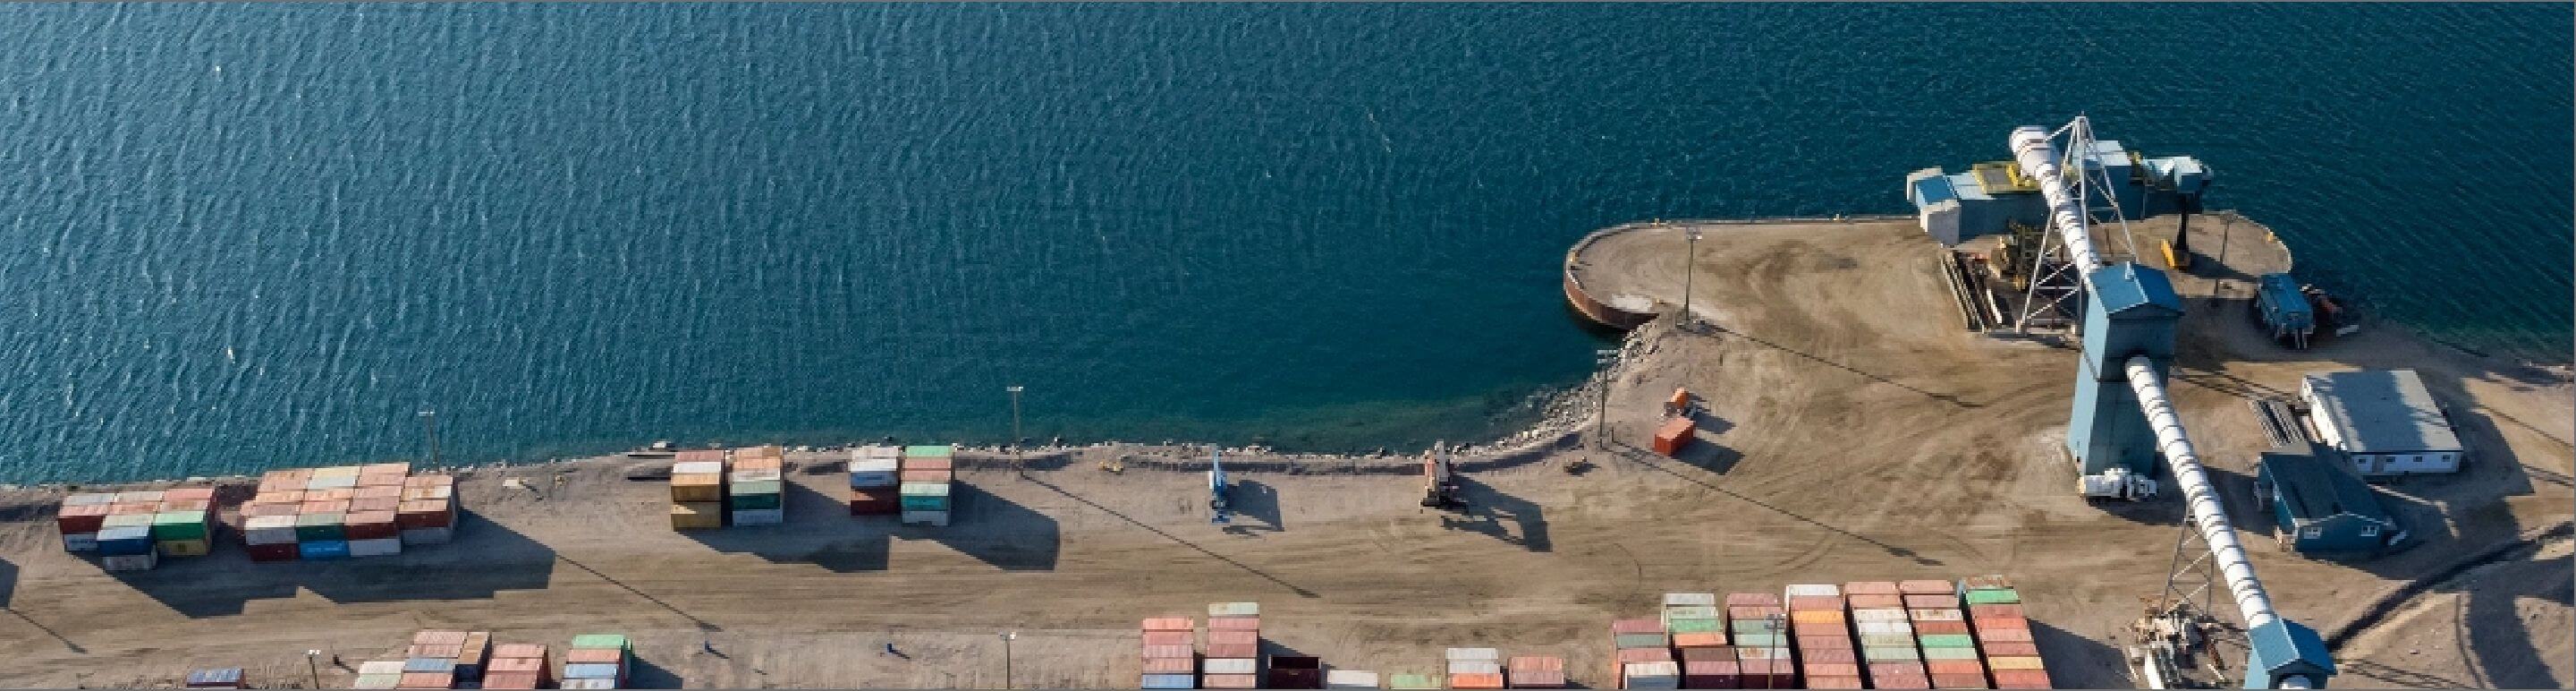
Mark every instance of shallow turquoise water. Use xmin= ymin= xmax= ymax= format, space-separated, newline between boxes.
xmin=0 ymin=4 xmax=2566 ymax=482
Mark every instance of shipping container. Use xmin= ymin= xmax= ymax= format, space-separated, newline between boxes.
xmin=157 ymin=538 xmax=213 ymax=557
xmin=1447 ymin=661 xmax=1502 ymax=675
xmin=671 ymin=502 xmax=724 ymax=530
xmin=899 ymin=509 xmax=951 ymax=526
xmin=352 ymin=673 xmax=402 ymax=689
xmin=1450 ymin=671 xmax=1505 ymax=689
xmin=1326 ymin=670 xmax=1381 ymax=688
xmin=1140 ymin=658 xmax=1195 ymax=674
xmin=1388 ymin=672 xmax=1445 ymax=690
xmin=1270 ymin=655 xmax=1324 ymax=690
xmin=1204 ymin=658 xmax=1258 ymax=675
xmin=558 ymin=679 xmax=619 ymax=690
xmin=732 ymin=508 xmax=784 ymax=525
xmin=185 ymin=667 xmax=246 ymax=688
xmin=480 ymin=671 xmax=543 ymax=690
xmin=102 ymin=551 xmax=159 ymax=572
xmin=98 ymin=525 xmax=156 ymax=556
xmin=1622 ymin=661 xmax=1679 ymax=690
xmin=1140 ymin=673 xmax=1197 ymax=689
xmin=1652 ymin=417 xmax=1696 ymax=456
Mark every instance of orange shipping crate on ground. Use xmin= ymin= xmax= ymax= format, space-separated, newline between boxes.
xmin=1653 ymin=417 xmax=1696 ymax=456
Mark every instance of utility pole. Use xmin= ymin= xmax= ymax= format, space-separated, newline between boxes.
xmin=418 ymin=410 xmax=440 ymax=467
xmin=305 ymin=649 xmax=322 ymax=688
xmin=1000 ymin=631 xmax=1017 ymax=689
xmin=1006 ymin=386 xmax=1025 ymax=476
xmin=1594 ymin=348 xmax=1619 ymax=452
xmin=1680 ymin=224 xmax=1703 ymax=329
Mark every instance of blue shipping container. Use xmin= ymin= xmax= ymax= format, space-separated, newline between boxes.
xmin=2255 ymin=273 xmax=2314 ymax=344
xmin=187 ymin=668 xmax=245 ymax=687
xmin=97 ymin=526 xmax=156 ymax=556
xmin=298 ymin=540 xmax=350 ymax=560
xmin=565 ymin=663 xmax=623 ymax=679
xmin=1142 ymin=673 xmax=1198 ymax=689
xmin=403 ymin=657 xmax=456 ymax=673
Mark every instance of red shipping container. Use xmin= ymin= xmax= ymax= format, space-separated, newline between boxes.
xmin=1932 ymin=673 xmax=1990 ymax=689
xmin=1805 ymin=662 xmax=1861 ymax=678
xmin=157 ymin=499 xmax=211 ymax=513
xmin=488 ymin=658 xmax=546 ymax=674
xmin=1140 ymin=645 xmax=1193 ymax=659
xmin=898 ymin=470 xmax=952 ymax=483
xmin=1142 ymin=658 xmax=1194 ymax=674
xmin=1679 ymin=647 xmax=1735 ymax=662
xmin=493 ymin=643 xmax=546 ymax=660
xmin=1140 ymin=618 xmax=1195 ymax=632
xmin=565 ymin=648 xmax=624 ymax=664
xmin=411 ymin=644 xmax=464 ymax=658
xmin=345 ymin=512 xmax=401 ymax=540
xmin=674 ymin=449 xmax=725 ymax=463
xmin=1926 ymin=661 xmax=1985 ymax=676
xmin=1797 ymin=635 xmax=1854 ymax=650
xmin=1905 ymin=594 xmax=1959 ymax=609
xmin=314 ymin=488 xmax=358 ymax=501
xmin=351 ymin=497 xmax=402 ymax=513
xmin=1508 ymin=656 xmax=1565 ymax=671
xmin=1899 ymin=580 xmax=1953 ymax=594
xmin=1202 ymin=674 xmax=1259 ymax=689
xmin=1874 ymin=675 xmax=1934 ymax=689
xmin=1509 ymin=670 xmax=1567 ymax=687
xmin=1802 ymin=649 xmax=1857 ymax=664
xmin=1682 ymin=660 xmax=1741 ymax=689
xmin=1788 ymin=596 xmax=1845 ymax=610
xmin=1979 ymin=642 xmax=2040 ymax=657
xmin=1978 ymin=627 xmax=2035 ymax=644
xmin=1974 ymin=616 xmax=2031 ymax=632
xmin=1916 ymin=621 xmax=1973 ymax=635
xmin=1870 ymin=662 xmax=1927 ymax=676
xmin=1610 ymin=618 xmax=1665 ymax=635
xmin=396 ymin=502 xmax=454 ymax=528
xmin=1968 ymin=604 xmax=2025 ymax=619
xmin=1208 ymin=630 xmax=1258 ymax=645
xmin=164 ymin=487 xmax=216 ymax=501
xmin=1991 ymin=670 xmax=2052 ymax=688
xmin=1449 ymin=672 xmax=1504 ymax=689
xmin=1843 ymin=582 xmax=1900 ymax=595
xmin=1209 ymin=617 xmax=1261 ymax=631
xmin=56 ymin=504 xmax=109 ymax=533
xmin=1849 ymin=594 xmax=1905 ymax=609
xmin=299 ymin=499 xmax=351 ymax=515
xmin=395 ymin=671 xmax=452 ymax=689
xmin=1724 ymin=593 xmax=1782 ymax=607
xmin=1807 ymin=675 xmax=1867 ymax=689
xmin=480 ymin=671 xmax=542 ymax=690
xmin=1615 ymin=648 xmax=1674 ymax=663
xmin=1206 ymin=643 xmax=1258 ymax=658
xmin=1140 ymin=632 xmax=1191 ymax=646
xmin=247 ymin=543 xmax=299 ymax=562
xmin=110 ymin=503 xmax=158 ymax=516
xmin=1651 ymin=416 xmax=1695 ymax=456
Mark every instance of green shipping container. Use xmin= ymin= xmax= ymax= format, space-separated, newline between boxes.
xmin=150 ymin=513 xmax=210 ymax=541
xmin=1963 ymin=589 xmax=2022 ymax=605
xmin=294 ymin=513 xmax=345 ymax=542
xmin=1662 ymin=605 xmax=1719 ymax=621
xmin=731 ymin=480 xmax=783 ymax=497
xmin=1387 ymin=673 xmax=1443 ymax=690
xmin=572 ymin=634 xmax=631 ymax=651
xmin=901 ymin=496 xmax=951 ymax=511
xmin=1863 ymin=646 xmax=1922 ymax=661
xmin=1666 ymin=618 xmax=1723 ymax=634
xmin=1919 ymin=634 xmax=1978 ymax=648
xmin=728 ymin=493 xmax=783 ymax=510
xmin=902 ymin=445 xmax=954 ymax=458
xmin=1613 ymin=634 xmax=1670 ymax=649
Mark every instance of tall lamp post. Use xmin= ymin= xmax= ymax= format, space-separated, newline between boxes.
xmin=305 ymin=649 xmax=322 ymax=688
xmin=418 ymin=409 xmax=440 ymax=467
xmin=1594 ymin=348 xmax=1619 ymax=452
xmin=1000 ymin=631 xmax=1018 ymax=689
xmin=1006 ymin=386 xmax=1025 ymax=476
xmin=1679 ymin=225 xmax=1703 ymax=328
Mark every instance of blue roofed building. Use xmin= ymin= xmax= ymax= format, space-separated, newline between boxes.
xmin=2255 ymin=442 xmax=2403 ymax=555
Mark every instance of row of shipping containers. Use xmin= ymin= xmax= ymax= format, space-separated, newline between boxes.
xmin=901 ymin=445 xmax=955 ymax=526
xmin=357 ymin=631 xmax=626 ymax=689
xmin=56 ymin=487 xmax=216 ymax=571
xmin=1962 ymin=576 xmax=2050 ymax=689
xmin=241 ymin=465 xmax=457 ymax=562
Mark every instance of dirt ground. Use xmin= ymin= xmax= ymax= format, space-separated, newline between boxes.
xmin=0 ymin=218 xmax=2564 ymax=689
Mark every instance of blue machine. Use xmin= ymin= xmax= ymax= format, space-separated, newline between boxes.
xmin=1208 ymin=449 xmax=1232 ymax=525
xmin=2253 ymin=273 xmax=2315 ymax=348
xmin=2067 ymin=262 xmax=2183 ymax=479
xmin=2245 ymin=619 xmax=2335 ymax=688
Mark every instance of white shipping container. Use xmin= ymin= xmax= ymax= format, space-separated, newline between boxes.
xmin=62 ymin=533 xmax=97 ymax=552
xmin=733 ymin=508 xmax=784 ymax=525
xmin=1202 ymin=658 xmax=1258 ymax=675
xmin=1208 ymin=601 xmax=1260 ymax=617
xmin=1446 ymin=661 xmax=1501 ymax=675
xmin=1909 ymin=609 xmax=1964 ymax=621
xmin=352 ymin=673 xmax=402 ymax=689
xmin=360 ymin=661 xmax=407 ymax=676
xmin=1663 ymin=593 xmax=1718 ymax=607
xmin=349 ymin=537 xmax=403 ymax=558
xmin=1784 ymin=584 xmax=1843 ymax=598
xmin=1859 ymin=621 xmax=1916 ymax=635
xmin=103 ymin=551 xmax=159 ymax=572
xmin=1445 ymin=647 xmax=1499 ymax=661
xmin=558 ymin=679 xmax=619 ymax=690
xmin=1326 ymin=670 xmax=1380 ymax=688
xmin=849 ymin=457 xmax=900 ymax=473
xmin=729 ymin=469 xmax=783 ymax=483
xmin=673 ymin=461 xmax=726 ymax=475
xmin=400 ymin=527 xmax=454 ymax=545
xmin=1860 ymin=633 xmax=1918 ymax=647
xmin=1623 ymin=661 xmax=1681 ymax=690
xmin=1854 ymin=610 xmax=1912 ymax=621
xmin=900 ymin=510 xmax=950 ymax=526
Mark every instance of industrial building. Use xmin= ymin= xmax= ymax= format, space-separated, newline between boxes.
xmin=2255 ymin=443 xmax=2403 ymax=555
xmin=2301 ymin=370 xmax=2465 ymax=477
xmin=1905 ymin=140 xmax=2211 ymax=246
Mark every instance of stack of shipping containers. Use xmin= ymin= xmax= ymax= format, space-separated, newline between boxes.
xmin=1725 ymin=593 xmax=1793 ymax=689
xmin=152 ymin=487 xmax=217 ymax=559
xmin=730 ymin=445 xmax=786 ymax=526
xmin=1140 ymin=616 xmax=1197 ymax=689
xmin=400 ymin=628 xmax=488 ymax=690
xmin=1960 ymin=576 xmax=2048 ymax=689
xmin=483 ymin=643 xmax=554 ymax=690
xmin=1785 ymin=584 xmax=1860 ymax=689
xmin=1504 ymin=655 xmax=1566 ymax=688
xmin=1203 ymin=601 xmax=1260 ymax=689
xmin=1445 ymin=647 xmax=1503 ymax=690
xmin=1610 ymin=616 xmax=1674 ymax=689
xmin=98 ymin=491 xmax=165 ymax=571
xmin=562 ymin=634 xmax=634 ymax=689
xmin=901 ymin=445 xmax=955 ymax=526
xmin=354 ymin=660 xmax=406 ymax=689
xmin=55 ymin=491 xmax=112 ymax=554
xmin=668 ymin=450 xmax=727 ymax=530
xmin=237 ymin=465 xmax=448 ymax=563
xmin=848 ymin=446 xmax=902 ymax=516
xmin=61 ymin=487 xmax=216 ymax=571
xmin=1902 ymin=580 xmax=1987 ymax=689
xmin=1846 ymin=581 xmax=1929 ymax=689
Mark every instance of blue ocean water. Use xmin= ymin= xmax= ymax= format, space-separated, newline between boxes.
xmin=0 ymin=4 xmax=2566 ymax=483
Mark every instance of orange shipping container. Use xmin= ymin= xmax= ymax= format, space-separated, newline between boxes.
xmin=1672 ymin=632 xmax=1728 ymax=648
xmin=1652 ymin=417 xmax=1696 ymax=456
xmin=1450 ymin=672 xmax=1505 ymax=689
xmin=1140 ymin=618 xmax=1194 ymax=632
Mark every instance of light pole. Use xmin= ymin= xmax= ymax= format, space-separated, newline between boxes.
xmin=1000 ymin=631 xmax=1018 ymax=689
xmin=1006 ymin=386 xmax=1025 ymax=476
xmin=1680 ymin=226 xmax=1703 ymax=329
xmin=305 ymin=649 xmax=322 ymax=688
xmin=418 ymin=409 xmax=440 ymax=467
xmin=1594 ymin=348 xmax=1619 ymax=452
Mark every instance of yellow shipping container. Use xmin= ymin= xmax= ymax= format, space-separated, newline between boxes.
xmin=670 ymin=502 xmax=723 ymax=530
xmin=157 ymin=538 xmax=212 ymax=557
xmin=1986 ymin=656 xmax=2046 ymax=670
xmin=671 ymin=474 xmax=723 ymax=502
